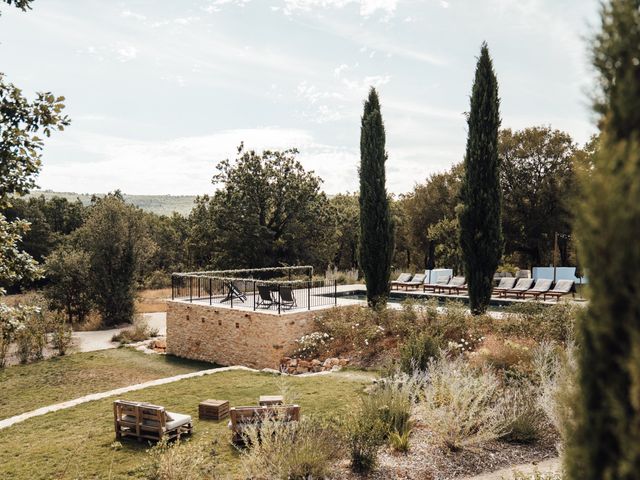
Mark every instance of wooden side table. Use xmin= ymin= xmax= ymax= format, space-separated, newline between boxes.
xmin=259 ymin=395 xmax=284 ymax=406
xmin=198 ymin=399 xmax=229 ymax=420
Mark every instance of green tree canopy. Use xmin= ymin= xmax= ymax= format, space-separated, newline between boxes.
xmin=499 ymin=127 xmax=580 ymax=266
xmin=359 ymin=87 xmax=394 ymax=308
xmin=188 ymin=145 xmax=336 ymax=270
xmin=74 ymin=194 xmax=156 ymax=327
xmin=459 ymin=42 xmax=503 ymax=315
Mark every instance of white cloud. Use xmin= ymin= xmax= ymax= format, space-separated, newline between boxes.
xmin=41 ymin=128 xmax=362 ymax=195
xmin=117 ymin=45 xmax=138 ymax=62
xmin=281 ymin=0 xmax=398 ymax=18
xmin=121 ymin=10 xmax=147 ymax=21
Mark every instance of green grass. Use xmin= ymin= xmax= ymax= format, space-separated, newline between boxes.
xmin=0 ymin=369 xmax=374 ymax=479
xmin=0 ymin=349 xmax=214 ymax=420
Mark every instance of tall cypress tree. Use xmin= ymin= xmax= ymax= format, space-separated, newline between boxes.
xmin=359 ymin=87 xmax=394 ymax=308
xmin=458 ymin=42 xmax=503 ymax=315
xmin=566 ymin=1 xmax=640 ymax=478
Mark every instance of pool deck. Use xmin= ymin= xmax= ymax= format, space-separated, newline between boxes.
xmin=170 ymin=283 xmax=584 ymax=316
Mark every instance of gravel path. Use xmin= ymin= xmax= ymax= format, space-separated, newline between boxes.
xmin=460 ymin=457 xmax=561 ymax=479
xmin=73 ymin=312 xmax=166 ymax=352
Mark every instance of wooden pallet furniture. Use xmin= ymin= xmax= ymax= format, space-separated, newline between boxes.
xmin=113 ymin=400 xmax=193 ymax=442
xmin=229 ymin=404 xmax=300 ymax=444
xmin=199 ymin=399 xmax=229 ymax=420
xmin=258 ymin=395 xmax=284 ymax=406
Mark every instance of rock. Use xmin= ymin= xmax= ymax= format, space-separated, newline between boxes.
xmin=311 ymin=359 xmax=322 ymax=366
xmin=153 ymin=339 xmax=167 ymax=349
xmin=331 ymin=365 xmax=342 ymax=372
xmin=298 ymin=359 xmax=311 ymax=369
xmin=261 ymin=368 xmax=281 ymax=375
xmin=338 ymin=358 xmax=349 ymax=366
xmin=290 ymin=358 xmax=298 ymax=367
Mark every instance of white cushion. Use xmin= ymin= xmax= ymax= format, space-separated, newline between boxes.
xmin=166 ymin=412 xmax=192 ymax=431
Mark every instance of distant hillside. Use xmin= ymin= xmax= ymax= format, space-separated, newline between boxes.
xmin=26 ymin=191 xmax=198 ymax=216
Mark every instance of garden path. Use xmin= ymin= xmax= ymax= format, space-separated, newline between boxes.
xmin=461 ymin=457 xmax=561 ymax=479
xmin=72 ymin=312 xmax=166 ymax=352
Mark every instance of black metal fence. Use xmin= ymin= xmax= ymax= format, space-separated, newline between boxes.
xmin=171 ymin=274 xmax=338 ymax=314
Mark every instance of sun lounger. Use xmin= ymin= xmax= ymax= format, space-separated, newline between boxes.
xmin=492 ymin=277 xmax=517 ymax=295
xmin=278 ymin=286 xmax=297 ymax=309
xmin=391 ymin=273 xmax=412 ymax=290
xmin=542 ymin=280 xmax=574 ymax=301
xmin=256 ymin=284 xmax=276 ymax=308
xmin=499 ymin=278 xmax=534 ymax=298
xmin=113 ymin=400 xmax=192 ymax=442
xmin=436 ymin=276 xmax=466 ymax=294
xmin=423 ymin=273 xmax=451 ymax=292
xmin=221 ymin=280 xmax=247 ymax=303
xmin=397 ymin=273 xmax=426 ymax=290
xmin=519 ymin=279 xmax=553 ymax=299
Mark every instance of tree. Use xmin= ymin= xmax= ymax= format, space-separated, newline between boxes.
xmin=189 ymin=145 xmax=336 ymax=270
xmin=0 ymin=72 xmax=70 ymax=293
xmin=428 ymin=217 xmax=464 ymax=275
xmin=403 ymin=165 xmax=462 ymax=269
xmin=329 ymin=194 xmax=359 ymax=270
xmin=44 ymin=246 xmax=92 ymax=324
xmin=75 ymin=195 xmax=156 ymax=327
xmin=500 ymin=127 xmax=579 ymax=266
xmin=358 ymin=88 xmax=394 ymax=308
xmin=566 ymin=1 xmax=640 ymax=478
xmin=458 ymin=43 xmax=503 ymax=315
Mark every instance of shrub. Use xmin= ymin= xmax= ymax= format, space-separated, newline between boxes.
xmin=49 ymin=311 xmax=73 ymax=356
xmin=471 ymin=335 xmax=535 ymax=382
xmin=0 ymin=304 xmax=20 ymax=367
xmin=418 ymin=356 xmax=509 ymax=451
xmin=347 ymin=403 xmax=386 ymax=474
xmin=389 ymin=429 xmax=411 ymax=453
xmin=240 ymin=417 xmax=342 ymax=479
xmin=399 ymin=332 xmax=439 ymax=374
xmin=13 ymin=305 xmax=48 ymax=364
xmin=112 ymin=316 xmax=159 ymax=344
xmin=293 ymin=331 xmax=332 ymax=359
xmin=367 ymin=373 xmax=420 ymax=438
xmin=145 ymin=270 xmax=171 ymax=289
xmin=145 ymin=438 xmax=219 ymax=480
xmin=501 ymin=388 xmax=546 ymax=444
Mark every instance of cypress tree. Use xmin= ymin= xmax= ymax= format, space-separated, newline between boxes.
xmin=566 ymin=1 xmax=640 ymax=478
xmin=458 ymin=42 xmax=503 ymax=315
xmin=359 ymin=87 xmax=394 ymax=308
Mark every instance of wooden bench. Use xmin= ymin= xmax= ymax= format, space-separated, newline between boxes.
xmin=113 ymin=400 xmax=193 ymax=442
xmin=229 ymin=404 xmax=300 ymax=444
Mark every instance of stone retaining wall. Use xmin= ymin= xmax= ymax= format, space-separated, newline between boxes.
xmin=166 ymin=301 xmax=318 ymax=369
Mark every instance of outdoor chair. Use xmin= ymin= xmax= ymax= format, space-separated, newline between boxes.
xmin=221 ymin=281 xmax=247 ymax=303
xmin=229 ymin=404 xmax=300 ymax=444
xmin=391 ymin=273 xmax=412 ymax=290
xmin=436 ymin=276 xmax=466 ymax=294
xmin=113 ymin=400 xmax=192 ymax=442
xmin=492 ymin=277 xmax=517 ymax=295
xmin=543 ymin=280 xmax=575 ymax=302
xmin=256 ymin=285 xmax=276 ymax=309
xmin=278 ymin=286 xmax=297 ymax=310
xmin=423 ymin=274 xmax=451 ymax=292
xmin=499 ymin=278 xmax=535 ymax=298
xmin=397 ymin=273 xmax=426 ymax=290
xmin=519 ymin=279 xmax=553 ymax=299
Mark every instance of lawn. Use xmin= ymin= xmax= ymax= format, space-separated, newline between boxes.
xmin=0 ymin=369 xmax=374 ymax=479
xmin=0 ymin=349 xmax=214 ymax=420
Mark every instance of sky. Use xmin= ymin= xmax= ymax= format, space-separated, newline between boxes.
xmin=1 ymin=0 xmax=600 ymax=196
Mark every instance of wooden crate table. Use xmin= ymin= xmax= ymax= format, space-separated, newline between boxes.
xmin=259 ymin=395 xmax=284 ymax=406
xmin=198 ymin=399 xmax=229 ymax=420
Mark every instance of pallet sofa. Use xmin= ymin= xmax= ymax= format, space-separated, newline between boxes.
xmin=113 ymin=400 xmax=193 ymax=442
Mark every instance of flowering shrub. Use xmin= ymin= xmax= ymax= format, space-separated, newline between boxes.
xmin=293 ymin=331 xmax=332 ymax=358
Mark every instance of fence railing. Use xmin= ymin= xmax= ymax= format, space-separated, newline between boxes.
xmin=171 ymin=274 xmax=337 ymax=314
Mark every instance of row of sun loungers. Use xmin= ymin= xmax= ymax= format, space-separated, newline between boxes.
xmin=392 ymin=273 xmax=575 ymax=302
